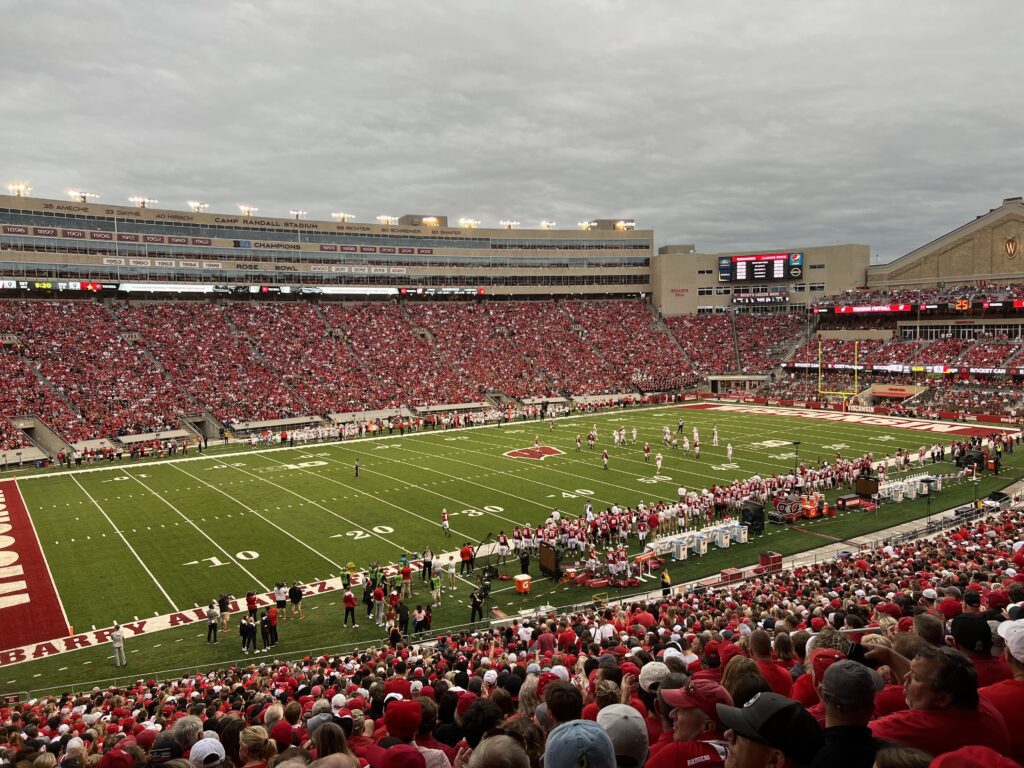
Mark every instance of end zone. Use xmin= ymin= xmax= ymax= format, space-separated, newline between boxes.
xmin=678 ymin=402 xmax=1017 ymax=439
xmin=0 ymin=479 xmax=71 ymax=651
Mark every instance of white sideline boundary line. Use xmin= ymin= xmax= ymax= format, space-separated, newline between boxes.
xmin=120 ymin=469 xmax=269 ymax=592
xmin=68 ymin=474 xmax=179 ymax=612
xmin=12 ymin=477 xmax=72 ymax=635
xmin=1 ymin=403 xmax=739 ymax=483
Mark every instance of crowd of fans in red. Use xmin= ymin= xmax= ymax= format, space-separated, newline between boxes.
xmin=4 ymin=506 xmax=1024 ymax=768
xmin=113 ymin=304 xmax=308 ymax=425
xmin=6 ymin=291 xmax=1024 ymax=451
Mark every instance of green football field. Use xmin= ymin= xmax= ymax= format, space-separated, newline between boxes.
xmin=4 ymin=402 xmax=1022 ymax=695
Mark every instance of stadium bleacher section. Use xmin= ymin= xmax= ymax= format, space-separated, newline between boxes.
xmin=113 ymin=303 xmax=309 ymax=425
xmin=6 ymin=289 xmax=1024 ymax=452
xmin=663 ymin=314 xmax=737 ymax=374
xmin=225 ymin=302 xmax=388 ymax=415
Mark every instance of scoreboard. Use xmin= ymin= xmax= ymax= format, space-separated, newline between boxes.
xmin=718 ymin=252 xmax=803 ymax=282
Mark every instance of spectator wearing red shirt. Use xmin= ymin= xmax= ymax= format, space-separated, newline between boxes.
xmin=691 ymin=641 xmax=724 ymax=684
xmin=645 ymin=679 xmax=733 ymax=768
xmin=631 ymin=604 xmax=656 ymax=630
xmin=460 ymin=543 xmax=473 ymax=575
xmin=980 ymin=619 xmax=1024 ymax=764
xmin=949 ymin=614 xmax=1010 ymax=687
xmin=750 ymin=629 xmax=793 ymax=697
xmin=556 ymin=620 xmax=578 ymax=652
xmin=867 ymin=644 xmax=1011 ymax=756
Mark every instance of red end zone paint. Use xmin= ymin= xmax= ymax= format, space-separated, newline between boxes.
xmin=678 ymin=403 xmax=1017 ymax=438
xmin=504 ymin=445 xmax=565 ymax=460
xmin=0 ymin=479 xmax=70 ymax=651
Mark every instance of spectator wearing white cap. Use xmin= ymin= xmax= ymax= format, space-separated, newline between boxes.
xmin=980 ymin=620 xmax=1024 ymax=764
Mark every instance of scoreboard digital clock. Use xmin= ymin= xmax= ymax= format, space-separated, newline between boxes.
xmin=718 ymin=252 xmax=803 ymax=282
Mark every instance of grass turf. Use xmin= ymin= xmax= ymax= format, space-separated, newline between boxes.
xmin=4 ymin=403 xmax=1020 ymax=695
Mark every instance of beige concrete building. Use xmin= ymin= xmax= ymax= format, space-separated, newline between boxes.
xmin=867 ymin=197 xmax=1024 ymax=289
xmin=0 ymin=195 xmax=652 ymax=298
xmin=652 ymin=243 xmax=870 ymax=315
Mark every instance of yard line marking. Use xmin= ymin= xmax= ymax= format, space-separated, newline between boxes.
xmin=292 ymin=456 xmax=529 ymax=529
xmin=217 ymin=455 xmax=479 ymax=588
xmin=171 ymin=464 xmax=346 ymax=572
xmin=69 ymin=474 xmax=179 ymax=613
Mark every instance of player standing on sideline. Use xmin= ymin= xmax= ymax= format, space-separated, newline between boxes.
xmin=576 ymin=434 xmax=582 ymax=451
xmin=354 ymin=458 xmax=359 ymax=477
xmin=497 ymin=531 xmax=510 ymax=564
xmin=727 ymin=442 xmax=733 ymax=462
xmin=643 ymin=442 xmax=651 ymax=462
xmin=602 ymin=449 xmax=609 ymax=470
xmin=655 ymin=451 xmax=663 ymax=475
xmin=441 ymin=508 xmax=451 ymax=537
xmin=712 ymin=425 xmax=719 ymax=447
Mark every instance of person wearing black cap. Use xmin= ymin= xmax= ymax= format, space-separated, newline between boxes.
xmin=808 ymin=661 xmax=887 ymax=768
xmin=716 ymin=691 xmax=823 ymax=768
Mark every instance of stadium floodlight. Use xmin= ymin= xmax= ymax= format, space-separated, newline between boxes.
xmin=129 ymin=196 xmax=158 ymax=208
xmin=458 ymin=218 xmax=480 ymax=229
xmin=188 ymin=201 xmax=209 ymax=213
xmin=68 ymin=189 xmax=100 ymax=203
xmin=6 ymin=182 xmax=31 ymax=197
xmin=377 ymin=215 xmax=399 ymax=225
xmin=578 ymin=220 xmax=596 ymax=230
xmin=421 ymin=216 xmax=439 ymax=227
xmin=499 ymin=220 xmax=520 ymax=229
xmin=614 ymin=219 xmax=636 ymax=231
xmin=539 ymin=220 xmax=557 ymax=229
xmin=332 ymin=212 xmax=356 ymax=223
xmin=239 ymin=204 xmax=259 ymax=217
xmin=290 ymin=209 xmax=307 ymax=220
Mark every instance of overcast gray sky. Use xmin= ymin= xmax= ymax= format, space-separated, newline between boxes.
xmin=3 ymin=1 xmax=1022 ymax=261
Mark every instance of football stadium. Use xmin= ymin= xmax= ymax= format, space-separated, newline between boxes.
xmin=4 ymin=5 xmax=1024 ymax=768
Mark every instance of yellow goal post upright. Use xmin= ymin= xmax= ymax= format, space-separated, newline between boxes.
xmin=817 ymin=339 xmax=859 ymax=410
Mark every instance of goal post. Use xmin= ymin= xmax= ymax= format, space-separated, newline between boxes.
xmin=817 ymin=339 xmax=859 ymax=408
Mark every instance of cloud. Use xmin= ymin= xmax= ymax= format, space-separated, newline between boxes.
xmin=2 ymin=0 xmax=1022 ymax=261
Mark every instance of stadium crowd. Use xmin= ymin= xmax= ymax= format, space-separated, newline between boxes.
xmin=7 ymin=294 xmax=1024 ymax=451
xmin=4 ymin=504 xmax=1024 ymax=768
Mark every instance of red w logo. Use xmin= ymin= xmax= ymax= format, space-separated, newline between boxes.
xmin=504 ymin=445 xmax=565 ymax=460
